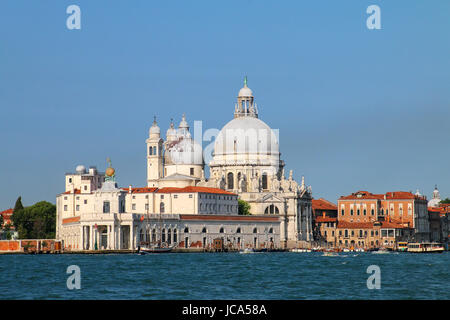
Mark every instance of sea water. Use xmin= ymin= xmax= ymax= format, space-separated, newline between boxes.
xmin=0 ymin=252 xmax=448 ymax=299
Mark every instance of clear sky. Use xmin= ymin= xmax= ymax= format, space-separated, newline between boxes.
xmin=0 ymin=0 xmax=449 ymax=209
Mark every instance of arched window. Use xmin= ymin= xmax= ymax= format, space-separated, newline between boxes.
xmin=160 ymin=202 xmax=165 ymax=213
xmin=253 ymin=227 xmax=258 ymax=234
xmin=184 ymin=227 xmax=189 ymax=233
xmin=149 ymin=146 xmax=153 ymax=155
xmin=269 ymin=227 xmax=273 ymax=234
xmin=152 ymin=229 xmax=156 ymax=242
xmin=236 ymin=227 xmax=241 ymax=234
xmin=139 ymin=229 xmax=144 ymax=242
xmin=173 ymin=229 xmax=177 ymax=243
xmin=162 ymin=229 xmax=166 ymax=243
xmin=202 ymin=227 xmax=207 ymax=233
xmin=341 ymin=209 xmax=345 ymax=216
xmin=219 ymin=227 xmax=224 ymax=233
xmin=227 ymin=172 xmax=234 ymax=189
xmin=153 ymin=147 xmax=157 ymax=155
xmin=371 ymin=209 xmax=375 ymax=215
xmin=264 ymin=204 xmax=279 ymax=214
xmin=168 ymin=229 xmax=172 ymax=245
xmin=262 ymin=173 xmax=268 ymax=190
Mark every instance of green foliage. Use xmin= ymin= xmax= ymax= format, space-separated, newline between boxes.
xmin=0 ymin=215 xmax=3 ymax=229
xmin=238 ymin=199 xmax=251 ymax=215
xmin=440 ymin=198 xmax=450 ymax=204
xmin=11 ymin=201 xmax=56 ymax=239
xmin=13 ymin=196 xmax=24 ymax=213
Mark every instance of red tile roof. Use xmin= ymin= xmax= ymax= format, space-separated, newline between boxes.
xmin=337 ymin=220 xmax=409 ymax=229
xmin=63 ymin=189 xmax=81 ymax=194
xmin=180 ymin=214 xmax=278 ymax=222
xmin=340 ymin=190 xmax=426 ymax=201
xmin=0 ymin=208 xmax=13 ymax=216
xmin=62 ymin=216 xmax=80 ymax=224
xmin=339 ymin=191 xmax=385 ymax=200
xmin=121 ymin=187 xmax=158 ymax=194
xmin=312 ymin=198 xmax=337 ymax=211
xmin=315 ymin=216 xmax=337 ymax=223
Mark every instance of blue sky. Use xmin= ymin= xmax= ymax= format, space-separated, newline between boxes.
xmin=0 ymin=0 xmax=449 ymax=208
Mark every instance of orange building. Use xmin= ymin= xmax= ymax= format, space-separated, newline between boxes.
xmin=338 ymin=191 xmax=429 ymax=242
xmin=312 ymin=198 xmax=337 ymax=245
xmin=0 ymin=209 xmax=14 ymax=228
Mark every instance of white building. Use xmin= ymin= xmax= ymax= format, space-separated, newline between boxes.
xmin=56 ymin=78 xmax=312 ymax=250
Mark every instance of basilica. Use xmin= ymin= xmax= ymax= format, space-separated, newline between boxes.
xmin=145 ymin=78 xmax=313 ymax=247
xmin=56 ymin=78 xmax=313 ymax=251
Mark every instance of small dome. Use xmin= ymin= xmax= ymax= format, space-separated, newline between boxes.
xmin=238 ymin=76 xmax=253 ymax=97
xmin=166 ymin=137 xmax=203 ymax=165
xmin=149 ymin=117 xmax=160 ymax=136
xmin=76 ymin=165 xmax=86 ymax=174
xmin=179 ymin=114 xmax=189 ymax=129
xmin=166 ymin=120 xmax=177 ymax=139
xmin=238 ymin=86 xmax=253 ymax=97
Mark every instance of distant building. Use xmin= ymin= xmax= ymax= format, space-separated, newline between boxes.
xmin=312 ymin=198 xmax=337 ymax=245
xmin=428 ymin=185 xmax=441 ymax=208
xmin=338 ymin=190 xmax=429 ymax=243
xmin=0 ymin=209 xmax=13 ymax=228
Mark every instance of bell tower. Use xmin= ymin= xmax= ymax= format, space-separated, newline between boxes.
xmin=146 ymin=117 xmax=164 ymax=187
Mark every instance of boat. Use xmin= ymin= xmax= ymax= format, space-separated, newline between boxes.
xmin=407 ymin=242 xmax=444 ymax=253
xmin=322 ymin=252 xmax=339 ymax=257
xmin=138 ymin=245 xmax=173 ymax=254
xmin=342 ymin=248 xmax=351 ymax=252
xmin=396 ymin=242 xmax=408 ymax=252
xmin=290 ymin=248 xmax=310 ymax=253
xmin=354 ymin=248 xmax=365 ymax=252
xmin=371 ymin=248 xmax=390 ymax=254
xmin=239 ymin=247 xmax=255 ymax=254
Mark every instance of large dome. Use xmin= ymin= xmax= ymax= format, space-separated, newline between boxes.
xmin=214 ymin=117 xmax=279 ymax=156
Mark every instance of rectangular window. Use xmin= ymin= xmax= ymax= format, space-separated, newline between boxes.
xmin=132 ymin=204 xmax=136 ymax=210
xmin=76 ymin=205 xmax=80 ymax=211
xmin=84 ymin=200 xmax=87 ymax=204
xmin=189 ymin=194 xmax=193 ymax=198
xmin=174 ymin=195 xmax=178 ymax=199
xmin=103 ymin=201 xmax=110 ymax=213
xmin=161 ymin=195 xmax=164 ymax=199
xmin=190 ymin=168 xmax=194 ymax=176
xmin=64 ymin=205 xmax=68 ymax=211
xmin=145 ymin=204 xmax=149 ymax=210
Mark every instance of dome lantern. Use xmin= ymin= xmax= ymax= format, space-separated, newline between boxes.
xmin=235 ymin=76 xmax=258 ymax=119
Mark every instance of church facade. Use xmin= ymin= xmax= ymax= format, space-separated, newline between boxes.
xmin=145 ymin=78 xmax=314 ymax=248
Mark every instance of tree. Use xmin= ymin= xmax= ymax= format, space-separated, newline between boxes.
xmin=11 ymin=201 xmax=56 ymax=239
xmin=13 ymin=196 xmax=24 ymax=213
xmin=0 ymin=214 xmax=3 ymax=229
xmin=440 ymin=198 xmax=450 ymax=204
xmin=238 ymin=199 xmax=251 ymax=215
